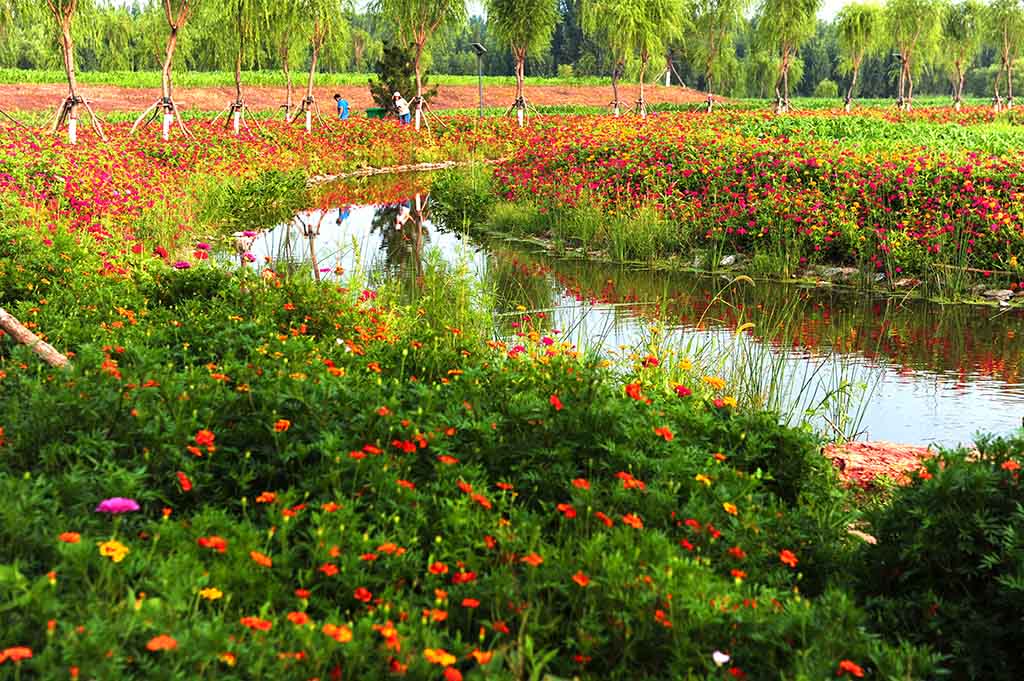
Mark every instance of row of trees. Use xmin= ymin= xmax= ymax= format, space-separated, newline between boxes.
xmin=3 ymin=0 xmax=1024 ymax=141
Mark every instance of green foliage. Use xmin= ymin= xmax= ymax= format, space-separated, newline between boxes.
xmin=813 ymin=77 xmax=838 ymax=97
xmin=203 ymin=170 xmax=311 ymax=233
xmin=835 ymin=1 xmax=882 ymax=79
xmin=688 ymin=0 xmax=749 ymax=95
xmin=486 ymin=0 xmax=560 ymax=58
xmin=368 ymin=42 xmax=434 ymax=109
xmin=858 ymin=435 xmax=1024 ymax=680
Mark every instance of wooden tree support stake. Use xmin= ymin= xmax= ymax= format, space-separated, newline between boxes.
xmin=0 ymin=308 xmax=70 ymax=368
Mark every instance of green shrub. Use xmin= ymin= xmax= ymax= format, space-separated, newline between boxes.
xmin=813 ymin=79 xmax=839 ymax=99
xmin=857 ymin=434 xmax=1024 ymax=680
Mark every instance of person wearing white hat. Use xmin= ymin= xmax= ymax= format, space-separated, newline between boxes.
xmin=393 ymin=92 xmax=411 ymax=125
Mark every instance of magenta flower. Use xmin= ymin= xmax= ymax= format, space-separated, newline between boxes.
xmin=173 ymin=261 xmax=191 ymax=270
xmin=95 ymin=497 xmax=140 ymax=514
xmin=195 ymin=242 xmax=211 ymax=251
xmin=242 ymin=230 xmax=257 ymax=237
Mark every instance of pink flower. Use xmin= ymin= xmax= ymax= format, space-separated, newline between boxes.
xmin=173 ymin=261 xmax=191 ymax=270
xmin=95 ymin=497 xmax=140 ymax=514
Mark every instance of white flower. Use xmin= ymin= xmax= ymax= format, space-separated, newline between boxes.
xmin=712 ymin=651 xmax=730 ymax=667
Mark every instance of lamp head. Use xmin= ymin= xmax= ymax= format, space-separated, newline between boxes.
xmin=470 ymin=42 xmax=487 ymax=56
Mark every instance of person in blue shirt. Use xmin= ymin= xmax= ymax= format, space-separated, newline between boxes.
xmin=333 ymin=94 xmax=349 ymax=120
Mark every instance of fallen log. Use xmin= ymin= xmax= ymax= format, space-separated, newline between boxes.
xmin=0 ymin=308 xmax=70 ymax=368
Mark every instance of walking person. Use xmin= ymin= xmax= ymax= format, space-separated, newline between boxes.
xmin=393 ymin=92 xmax=411 ymax=125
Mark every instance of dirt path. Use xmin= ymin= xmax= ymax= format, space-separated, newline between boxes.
xmin=0 ymin=82 xmax=709 ymax=114
xmin=824 ymin=441 xmax=932 ymax=487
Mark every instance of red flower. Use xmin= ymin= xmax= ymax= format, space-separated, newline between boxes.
xmin=572 ymin=478 xmax=590 ymax=490
xmin=176 ymin=471 xmax=192 ymax=492
xmin=255 ymin=491 xmax=276 ymax=504
xmin=675 ymin=384 xmax=693 ymax=397
xmin=319 ymin=563 xmax=339 ymax=576
xmin=198 ymin=535 xmax=228 ymax=553
xmin=521 ymin=552 xmax=544 ymax=567
xmin=653 ymin=425 xmax=674 ymax=441
xmin=557 ymin=503 xmax=577 ymax=518
xmin=549 ymin=394 xmax=563 ymax=411
xmin=594 ymin=511 xmax=614 ymax=527
xmin=461 ymin=598 xmax=480 ymax=608
xmin=287 ymin=611 xmax=311 ymax=626
xmin=249 ymin=551 xmax=272 ymax=568
xmin=625 ymin=383 xmax=644 ymax=400
xmin=58 ymin=532 xmax=81 ymax=544
xmin=429 ymin=562 xmax=449 ymax=575
xmin=0 ymin=647 xmax=32 ymax=664
xmin=572 ymin=571 xmax=590 ymax=587
xmin=779 ymin=549 xmax=799 ymax=568
xmin=622 ymin=513 xmax=643 ymax=529
xmin=240 ymin=616 xmax=272 ymax=632
xmin=354 ymin=587 xmax=373 ymax=603
xmin=195 ymin=429 xmax=215 ymax=447
xmin=837 ymin=660 xmax=865 ymax=678
xmin=145 ymin=635 xmax=177 ymax=652
xmin=273 ymin=419 xmax=291 ymax=432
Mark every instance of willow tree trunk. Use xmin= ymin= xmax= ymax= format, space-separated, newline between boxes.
xmin=233 ymin=20 xmax=243 ymax=134
xmin=1008 ymin=60 xmax=1015 ymax=109
xmin=953 ymin=63 xmax=964 ymax=111
xmin=638 ymin=51 xmax=648 ymax=118
xmin=304 ymin=42 xmax=320 ymax=134
xmin=282 ymin=50 xmax=293 ymax=120
xmin=845 ymin=62 xmax=860 ymax=112
xmin=413 ymin=41 xmax=425 ymax=131
xmin=162 ymin=24 xmax=178 ymax=140
xmin=513 ymin=47 xmax=526 ymax=127
xmin=611 ymin=61 xmax=622 ymax=116
xmin=58 ymin=16 xmax=79 ymax=144
xmin=905 ymin=62 xmax=913 ymax=110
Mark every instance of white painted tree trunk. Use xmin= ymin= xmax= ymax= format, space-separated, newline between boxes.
xmin=517 ymin=107 xmax=524 ymax=127
xmin=233 ymin=109 xmax=241 ymax=134
xmin=415 ymin=106 xmax=422 ymax=131
xmin=305 ymin=109 xmax=312 ymax=134
xmin=162 ymin=112 xmax=172 ymax=141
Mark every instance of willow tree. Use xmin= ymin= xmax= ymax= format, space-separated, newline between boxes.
xmin=485 ymin=0 xmax=559 ymax=125
xmin=885 ymin=0 xmax=942 ymax=111
xmin=986 ymin=0 xmax=1024 ymax=110
xmin=38 ymin=0 xmax=106 ymax=143
xmin=942 ymin=0 xmax=983 ymax=110
xmin=375 ymin=0 xmax=466 ymax=130
xmin=267 ymin=0 xmax=303 ymax=119
xmin=836 ymin=2 xmax=881 ymax=111
xmin=292 ymin=0 xmax=349 ymax=132
xmin=581 ymin=0 xmax=685 ymax=116
xmin=130 ymin=0 xmax=201 ymax=140
xmin=689 ymin=0 xmax=749 ymax=111
xmin=211 ymin=0 xmax=265 ymax=133
xmin=756 ymin=0 xmax=819 ymax=113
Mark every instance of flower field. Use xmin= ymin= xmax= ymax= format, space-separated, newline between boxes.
xmin=439 ymin=107 xmax=1024 ymax=290
xmin=1 ymin=111 xmax=1023 ymax=679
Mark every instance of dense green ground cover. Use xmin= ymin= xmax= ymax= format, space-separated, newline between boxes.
xmin=0 ymin=113 xmax=1023 ymax=679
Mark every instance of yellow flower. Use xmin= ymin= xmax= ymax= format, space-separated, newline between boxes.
xmin=199 ymin=587 xmax=224 ymax=601
xmin=721 ymin=396 xmax=738 ymax=408
xmin=678 ymin=358 xmax=693 ymax=371
xmin=722 ymin=502 xmax=738 ymax=516
xmin=702 ymin=375 xmax=726 ymax=391
xmin=98 ymin=539 xmax=129 ymax=563
xmin=694 ymin=474 xmax=712 ymax=486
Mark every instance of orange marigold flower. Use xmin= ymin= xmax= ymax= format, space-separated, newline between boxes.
xmin=471 ymin=493 xmax=493 ymax=510
xmin=495 ymin=481 xmax=513 ymax=491
xmin=1001 ymin=459 xmax=1021 ymax=471
xmin=572 ymin=478 xmax=590 ymax=490
xmin=0 ymin=647 xmax=33 ymax=664
xmin=594 ymin=511 xmax=614 ymax=527
xmin=625 ymin=383 xmax=644 ymax=400
xmin=723 ymin=502 xmax=738 ymax=516
xmin=572 ymin=571 xmax=590 ymax=587
xmin=273 ymin=419 xmax=291 ymax=432
xmin=429 ymin=561 xmax=449 ymax=575
xmin=470 ymin=649 xmax=494 ymax=665
xmin=423 ymin=608 xmax=448 ymax=622
xmin=195 ymin=429 xmax=215 ymax=447
xmin=424 ymin=648 xmax=456 ymax=667
xmin=249 ymin=551 xmax=272 ymax=568
xmin=397 ymin=479 xmax=416 ymax=490
xmin=731 ymin=569 xmax=747 ymax=580
xmin=255 ymin=491 xmax=276 ymax=504
xmin=240 ymin=616 xmax=272 ymax=632
xmin=58 ymin=532 xmax=80 ymax=544
xmin=321 ymin=501 xmax=341 ymax=512
xmin=461 ymin=598 xmax=480 ymax=608
xmin=145 ymin=635 xmax=177 ymax=652
xmin=622 ymin=513 xmax=643 ymax=529
xmin=376 ymin=406 xmax=391 ymax=416
xmin=779 ymin=549 xmax=799 ymax=568
xmin=287 ymin=611 xmax=311 ymax=626
xmin=176 ymin=471 xmax=192 ymax=492
xmin=438 ymin=455 xmax=460 ymax=465
xmin=444 ymin=667 xmax=463 ymax=681
xmin=557 ymin=503 xmax=577 ymax=518
xmin=322 ymin=623 xmax=352 ymax=643
xmin=837 ymin=659 xmax=865 ymax=678
xmin=521 ymin=552 xmax=544 ymax=567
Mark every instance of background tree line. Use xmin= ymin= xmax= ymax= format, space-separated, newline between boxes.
xmin=1 ymin=0 xmax=1021 ymax=101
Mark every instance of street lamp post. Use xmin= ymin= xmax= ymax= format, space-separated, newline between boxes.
xmin=471 ymin=42 xmax=487 ymax=118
